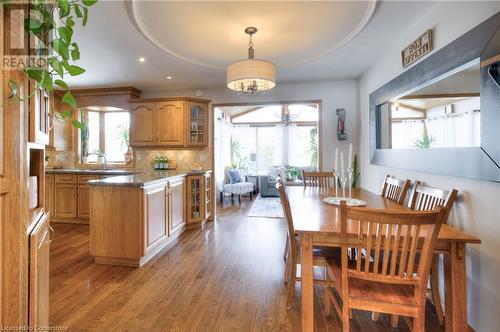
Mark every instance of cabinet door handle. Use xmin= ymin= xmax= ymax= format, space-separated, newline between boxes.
xmin=48 ymin=225 xmax=55 ymax=243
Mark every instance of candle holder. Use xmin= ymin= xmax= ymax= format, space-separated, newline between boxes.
xmin=347 ymin=168 xmax=353 ymax=198
xmin=340 ymin=171 xmax=348 ymax=198
xmin=333 ymin=169 xmax=339 ymax=196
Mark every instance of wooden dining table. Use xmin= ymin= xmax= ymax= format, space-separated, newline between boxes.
xmin=286 ymin=186 xmax=481 ymax=332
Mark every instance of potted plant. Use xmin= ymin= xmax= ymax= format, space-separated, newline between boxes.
xmin=44 ymin=156 xmax=49 ymax=167
xmin=74 ymin=112 xmax=90 ymax=163
xmin=286 ymin=167 xmax=300 ymax=181
xmin=118 ymin=125 xmax=132 ymax=163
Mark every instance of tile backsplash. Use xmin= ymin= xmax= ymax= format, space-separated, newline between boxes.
xmin=45 ymin=148 xmax=74 ymax=168
xmin=134 ymin=149 xmax=210 ymax=170
xmin=46 ymin=147 xmax=211 ymax=171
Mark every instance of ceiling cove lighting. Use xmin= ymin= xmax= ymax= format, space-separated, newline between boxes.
xmin=227 ymin=27 xmax=276 ymax=95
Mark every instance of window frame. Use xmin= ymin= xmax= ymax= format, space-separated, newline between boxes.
xmin=76 ymin=109 xmax=133 ymax=166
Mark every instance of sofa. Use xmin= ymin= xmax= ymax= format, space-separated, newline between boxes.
xmin=259 ymin=166 xmax=313 ymax=197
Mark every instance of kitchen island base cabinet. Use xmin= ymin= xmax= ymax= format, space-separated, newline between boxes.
xmin=90 ymin=178 xmax=187 ymax=267
xmin=144 ymin=185 xmax=168 ymax=252
xmin=169 ymin=177 xmax=186 ymax=234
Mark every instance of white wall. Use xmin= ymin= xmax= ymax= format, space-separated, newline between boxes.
xmin=143 ymin=80 xmax=358 ymax=171
xmin=357 ymin=3 xmax=500 ymax=330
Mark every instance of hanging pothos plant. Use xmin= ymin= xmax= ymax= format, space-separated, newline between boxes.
xmin=2 ymin=0 xmax=97 ymax=127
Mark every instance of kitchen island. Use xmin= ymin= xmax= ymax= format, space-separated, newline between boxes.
xmin=88 ymin=170 xmax=212 ymax=267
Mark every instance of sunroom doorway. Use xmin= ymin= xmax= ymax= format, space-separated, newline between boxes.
xmin=214 ymin=102 xmax=321 ymax=204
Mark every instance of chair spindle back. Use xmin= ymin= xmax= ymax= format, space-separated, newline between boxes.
xmin=409 ymin=181 xmax=458 ymax=223
xmin=302 ymin=171 xmax=335 ymax=188
xmin=339 ymin=201 xmax=445 ymax=286
xmin=380 ymin=175 xmax=411 ymax=205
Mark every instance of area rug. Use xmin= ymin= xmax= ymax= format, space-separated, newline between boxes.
xmin=248 ymin=195 xmax=284 ymax=218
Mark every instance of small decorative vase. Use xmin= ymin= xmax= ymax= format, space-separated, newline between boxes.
xmin=98 ymin=156 xmax=105 ymax=165
xmin=82 ymin=156 xmax=88 ymax=164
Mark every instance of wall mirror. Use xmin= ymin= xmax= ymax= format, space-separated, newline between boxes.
xmin=370 ymin=13 xmax=500 ymax=182
xmin=377 ymin=59 xmax=480 ymax=150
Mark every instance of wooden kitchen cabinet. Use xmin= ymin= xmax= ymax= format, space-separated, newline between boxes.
xmin=204 ymin=172 xmax=212 ymax=219
xmin=129 ymin=98 xmax=210 ymax=148
xmin=169 ymin=177 xmax=185 ymax=234
xmin=29 ymin=86 xmax=50 ymax=145
xmin=156 ymin=101 xmax=185 ymax=146
xmin=186 ymin=171 xmax=212 ymax=225
xmin=54 ymin=184 xmax=77 ymax=219
xmin=77 ymin=184 xmax=91 ymax=219
xmin=186 ymin=101 xmax=208 ymax=147
xmin=29 ymin=212 xmax=51 ymax=328
xmin=45 ymin=174 xmax=54 ymax=218
xmin=130 ymin=102 xmax=155 ymax=146
xmin=49 ymin=94 xmax=72 ymax=149
xmin=77 ymin=174 xmax=99 ymax=220
xmin=144 ymin=185 xmax=168 ymax=252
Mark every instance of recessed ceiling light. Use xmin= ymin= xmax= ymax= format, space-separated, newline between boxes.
xmin=138 ymin=57 xmax=146 ymax=62
xmin=166 ymin=76 xmax=172 ymax=80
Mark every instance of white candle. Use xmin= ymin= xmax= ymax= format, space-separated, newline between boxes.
xmin=334 ymin=148 xmax=338 ymax=172
xmin=340 ymin=151 xmax=345 ymax=172
xmin=348 ymin=143 xmax=353 ymax=169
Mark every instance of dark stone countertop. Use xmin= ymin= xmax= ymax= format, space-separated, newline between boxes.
xmin=87 ymin=170 xmax=212 ymax=187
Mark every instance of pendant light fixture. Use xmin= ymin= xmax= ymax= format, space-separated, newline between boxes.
xmin=227 ymin=27 xmax=276 ymax=94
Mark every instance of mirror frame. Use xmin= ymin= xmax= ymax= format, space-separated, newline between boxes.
xmin=369 ymin=12 xmax=500 ymax=182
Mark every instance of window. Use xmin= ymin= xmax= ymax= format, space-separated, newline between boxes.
xmin=230 ymin=103 xmax=319 ymax=174
xmin=80 ymin=110 xmax=130 ymax=163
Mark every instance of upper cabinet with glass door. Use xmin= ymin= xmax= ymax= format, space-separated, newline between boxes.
xmin=186 ymin=101 xmax=208 ymax=147
xmin=29 ymin=86 xmax=50 ymax=145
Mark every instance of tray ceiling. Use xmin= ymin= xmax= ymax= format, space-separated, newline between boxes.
xmin=65 ymin=1 xmax=436 ymax=91
xmin=132 ymin=0 xmax=376 ymax=69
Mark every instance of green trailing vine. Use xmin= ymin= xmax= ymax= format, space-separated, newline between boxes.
xmin=2 ymin=0 xmax=97 ymax=126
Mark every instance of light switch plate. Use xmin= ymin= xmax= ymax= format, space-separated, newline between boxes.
xmin=199 ymin=153 xmax=207 ymax=162
xmin=56 ymin=154 xmax=66 ymax=162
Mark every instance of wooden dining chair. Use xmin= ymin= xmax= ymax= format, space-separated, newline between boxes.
xmin=408 ymin=181 xmax=458 ymax=326
xmin=380 ymin=174 xmax=411 ymax=205
xmin=374 ymin=181 xmax=458 ymax=327
xmin=324 ymin=201 xmax=446 ymax=332
xmin=276 ymin=178 xmax=338 ymax=308
xmin=302 ymin=171 xmax=335 ymax=188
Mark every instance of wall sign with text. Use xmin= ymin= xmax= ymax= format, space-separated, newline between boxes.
xmin=401 ymin=30 xmax=433 ymax=68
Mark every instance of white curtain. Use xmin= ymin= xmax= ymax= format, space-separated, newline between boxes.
xmin=231 ymin=124 xmax=318 ymax=175
xmin=256 ymin=126 xmax=284 ymax=174
xmin=286 ymin=125 xmax=316 ymax=167
xmin=215 ymin=116 xmax=233 ymax=192
xmin=426 ymin=111 xmax=480 ymax=148
xmin=391 ymin=120 xmax=424 ymax=149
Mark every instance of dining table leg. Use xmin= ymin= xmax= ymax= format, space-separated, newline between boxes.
xmin=300 ymin=233 xmax=314 ymax=332
xmin=444 ymin=242 xmax=468 ymax=332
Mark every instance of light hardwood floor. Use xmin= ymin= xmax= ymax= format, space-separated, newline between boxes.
xmin=49 ymin=199 xmax=444 ymax=331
